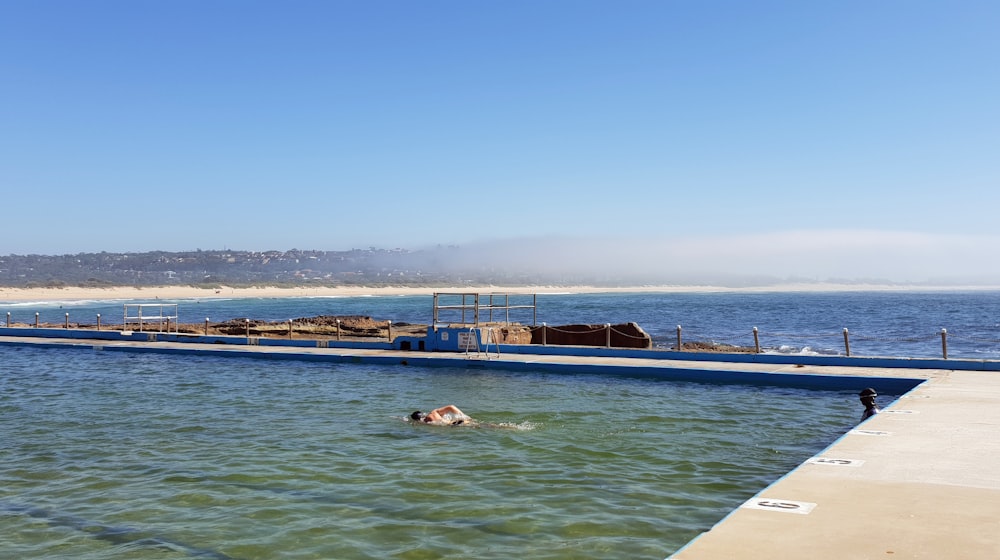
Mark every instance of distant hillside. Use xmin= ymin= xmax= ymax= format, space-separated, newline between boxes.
xmin=0 ymin=248 xmax=589 ymax=288
xmin=3 ymin=248 xmax=913 ymax=289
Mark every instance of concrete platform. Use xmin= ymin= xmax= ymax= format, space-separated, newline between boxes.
xmin=670 ymin=368 xmax=1000 ymax=560
xmin=2 ymin=335 xmax=997 ymax=558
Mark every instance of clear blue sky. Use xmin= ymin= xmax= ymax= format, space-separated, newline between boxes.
xmin=2 ymin=1 xmax=998 ymax=282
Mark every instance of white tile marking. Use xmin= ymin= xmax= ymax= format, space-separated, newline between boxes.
xmin=742 ymin=498 xmax=816 ymax=515
xmin=807 ymin=457 xmax=865 ymax=467
xmin=849 ymin=429 xmax=893 ymax=436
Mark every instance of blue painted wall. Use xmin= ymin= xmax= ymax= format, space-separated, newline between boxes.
xmin=1 ymin=325 xmax=996 ymax=376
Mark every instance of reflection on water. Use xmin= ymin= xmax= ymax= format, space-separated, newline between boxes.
xmin=0 ymin=345 xmax=866 ymax=559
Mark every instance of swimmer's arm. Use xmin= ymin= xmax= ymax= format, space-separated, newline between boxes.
xmin=432 ymin=405 xmax=465 ymax=417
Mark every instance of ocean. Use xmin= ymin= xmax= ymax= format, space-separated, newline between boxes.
xmin=1 ymin=290 xmax=997 ymax=559
xmin=5 ymin=289 xmax=1000 ymax=358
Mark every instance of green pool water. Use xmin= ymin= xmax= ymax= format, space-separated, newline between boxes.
xmin=0 ymin=345 xmax=862 ymax=559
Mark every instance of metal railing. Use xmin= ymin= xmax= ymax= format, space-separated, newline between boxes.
xmin=123 ymin=303 xmax=179 ymax=333
xmin=433 ymin=292 xmax=537 ymax=327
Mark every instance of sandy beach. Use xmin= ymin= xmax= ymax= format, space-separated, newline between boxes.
xmin=1 ymin=283 xmax=998 ymax=303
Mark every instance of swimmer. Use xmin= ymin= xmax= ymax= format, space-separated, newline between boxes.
xmin=410 ymin=405 xmax=472 ymax=426
xmin=859 ymin=387 xmax=880 ymax=422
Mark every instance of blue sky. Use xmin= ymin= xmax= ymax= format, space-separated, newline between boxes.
xmin=2 ymin=1 xmax=998 ymax=282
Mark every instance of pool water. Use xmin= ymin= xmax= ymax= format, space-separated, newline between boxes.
xmin=0 ymin=345 xmax=865 ymax=559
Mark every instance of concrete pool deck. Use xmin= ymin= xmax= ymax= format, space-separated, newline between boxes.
xmin=2 ymin=334 xmax=997 ymax=558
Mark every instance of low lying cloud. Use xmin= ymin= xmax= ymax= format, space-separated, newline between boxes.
xmin=417 ymin=230 xmax=1000 ymax=286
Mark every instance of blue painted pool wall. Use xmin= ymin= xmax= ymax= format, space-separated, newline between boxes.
xmin=422 ymin=326 xmax=484 ymax=352
xmin=491 ymin=343 xmax=984 ymax=371
xmin=0 ymin=327 xmax=395 ymax=350
xmin=0 ymin=326 xmax=994 ymax=374
xmin=0 ymin=327 xmax=927 ymax=392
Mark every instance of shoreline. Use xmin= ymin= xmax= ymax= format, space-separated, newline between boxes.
xmin=2 ymin=283 xmax=1000 ymax=303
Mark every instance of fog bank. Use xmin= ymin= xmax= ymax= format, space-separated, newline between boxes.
xmin=411 ymin=230 xmax=1000 ymax=287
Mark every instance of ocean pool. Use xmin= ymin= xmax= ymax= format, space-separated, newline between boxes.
xmin=0 ymin=344 xmax=866 ymax=559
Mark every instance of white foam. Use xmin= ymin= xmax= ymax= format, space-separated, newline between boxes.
xmin=489 ymin=421 xmax=539 ymax=431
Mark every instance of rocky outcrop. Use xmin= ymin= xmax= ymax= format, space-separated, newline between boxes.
xmin=196 ymin=315 xmax=426 ymax=339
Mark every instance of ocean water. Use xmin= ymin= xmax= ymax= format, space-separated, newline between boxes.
xmin=5 ymin=290 xmax=1000 ymax=358
xmin=1 ymin=290 xmax=996 ymax=558
xmin=1 ymin=344 xmax=862 ymax=560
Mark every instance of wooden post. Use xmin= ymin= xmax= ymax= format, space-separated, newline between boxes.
xmin=753 ymin=327 xmax=760 ymax=354
xmin=843 ymin=328 xmax=851 ymax=357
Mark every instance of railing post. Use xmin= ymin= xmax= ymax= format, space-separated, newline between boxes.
xmin=65 ymin=313 xmax=69 ymax=329
xmin=205 ymin=318 xmax=210 ymax=335
xmin=605 ymin=323 xmax=612 ymax=348
xmin=388 ymin=320 xmax=393 ymax=342
xmin=288 ymin=319 xmax=293 ymax=339
xmin=245 ymin=318 xmax=250 ymax=338
xmin=97 ymin=314 xmax=101 ymax=331
xmin=165 ymin=317 xmax=170 ymax=332
xmin=676 ymin=325 xmax=683 ymax=351
xmin=336 ymin=319 xmax=341 ymax=341
xmin=6 ymin=312 xmax=10 ymax=327
xmin=941 ymin=328 xmax=948 ymax=359
xmin=541 ymin=322 xmax=547 ymax=346
xmin=35 ymin=312 xmax=39 ymax=328
xmin=843 ymin=328 xmax=851 ymax=357
xmin=753 ymin=327 xmax=760 ymax=354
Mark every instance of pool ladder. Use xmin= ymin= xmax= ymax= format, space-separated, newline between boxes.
xmin=465 ymin=327 xmax=501 ymax=360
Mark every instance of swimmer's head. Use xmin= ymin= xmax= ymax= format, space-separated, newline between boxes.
xmin=410 ymin=411 xmax=424 ymax=421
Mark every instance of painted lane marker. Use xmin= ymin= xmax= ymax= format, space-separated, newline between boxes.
xmin=742 ymin=498 xmax=816 ymax=515
xmin=807 ymin=457 xmax=865 ymax=467
xmin=849 ymin=429 xmax=892 ymax=436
